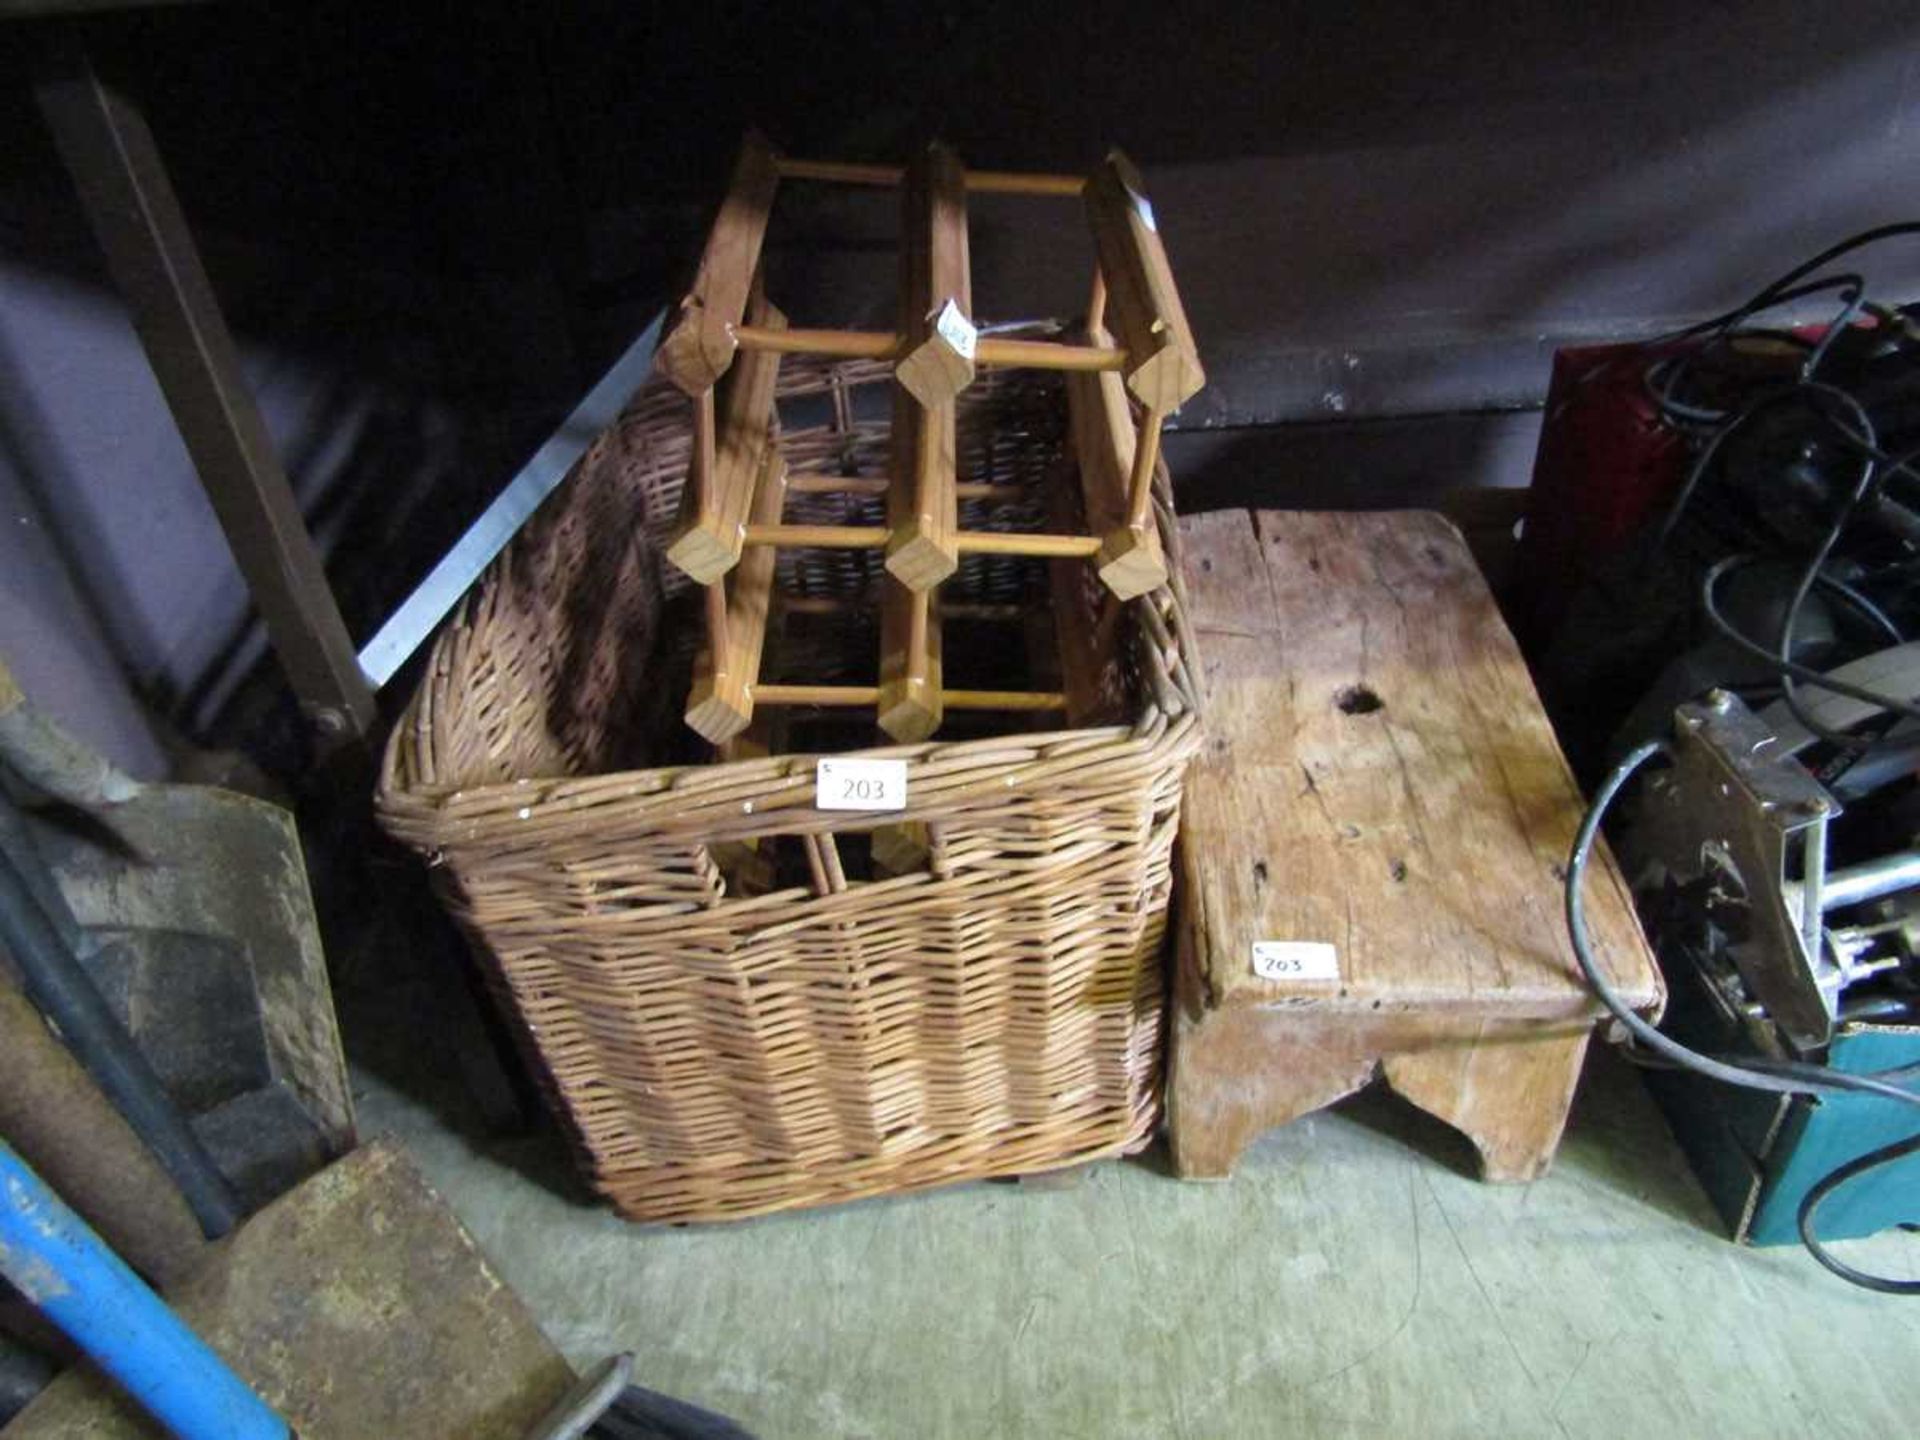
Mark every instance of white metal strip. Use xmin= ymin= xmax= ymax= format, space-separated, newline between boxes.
xmin=357 ymin=310 xmax=665 ymax=687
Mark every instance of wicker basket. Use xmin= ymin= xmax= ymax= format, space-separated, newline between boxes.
xmin=378 ymin=352 xmax=1202 ymax=1222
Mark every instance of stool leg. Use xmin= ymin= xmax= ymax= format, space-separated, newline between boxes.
xmin=1381 ymin=1025 xmax=1591 ymax=1183
xmin=1168 ymin=1008 xmax=1379 ymax=1179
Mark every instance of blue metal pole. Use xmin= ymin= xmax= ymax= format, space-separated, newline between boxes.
xmin=0 ymin=1141 xmax=289 ymax=1440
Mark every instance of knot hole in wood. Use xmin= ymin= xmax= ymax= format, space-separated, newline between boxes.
xmin=1335 ymin=684 xmax=1384 ymax=715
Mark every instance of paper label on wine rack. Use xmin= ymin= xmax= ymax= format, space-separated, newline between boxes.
xmin=1251 ymin=941 xmax=1340 ymax=982
xmin=816 ymin=758 xmax=909 ymax=812
xmin=933 ymin=298 xmax=978 ymax=360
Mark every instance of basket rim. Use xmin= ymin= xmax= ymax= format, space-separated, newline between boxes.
xmin=377 ymin=356 xmax=1205 ymax=843
xmin=379 ymin=710 xmax=1200 ymax=846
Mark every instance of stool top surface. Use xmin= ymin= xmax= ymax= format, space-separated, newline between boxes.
xmin=1177 ymin=508 xmax=1661 ymax=1019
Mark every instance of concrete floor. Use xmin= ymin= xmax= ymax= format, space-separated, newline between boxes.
xmin=357 ymin=1047 xmax=1917 ymax=1440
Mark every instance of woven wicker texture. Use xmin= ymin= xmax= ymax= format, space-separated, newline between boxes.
xmin=379 ymin=354 xmax=1202 ymax=1222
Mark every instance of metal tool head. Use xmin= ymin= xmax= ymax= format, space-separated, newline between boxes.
xmin=1630 ymin=691 xmax=1842 ymax=1051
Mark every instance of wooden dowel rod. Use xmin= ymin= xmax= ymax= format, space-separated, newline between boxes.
xmin=753 ymin=684 xmax=1066 ymax=710
xmin=786 ymin=473 xmax=1025 ymax=502
xmin=740 ymin=523 xmax=1099 ymax=558
xmin=776 ymin=595 xmax=848 ymax=615
xmin=801 ymin=831 xmax=832 ymax=896
xmin=737 ymin=325 xmax=897 ymax=360
xmin=1045 ymin=455 xmax=1122 ymax=725
xmin=947 ymin=689 xmax=1066 ymax=711
xmin=955 ymin=531 xmax=1102 ymax=558
xmin=966 ymin=170 xmax=1086 ymax=198
xmin=785 ymin=474 xmax=891 ymax=496
xmin=1087 ymin=267 xmax=1108 ymax=335
xmin=943 ymin=602 xmax=1032 ymax=623
xmin=977 ymin=337 xmax=1124 ymax=372
xmin=1066 ymin=357 xmax=1167 ymax=600
xmin=743 ymin=523 xmax=890 ymax=550
xmin=774 ymin=157 xmax=899 ymax=187
xmin=755 ymin=684 xmax=879 ymax=706
xmin=735 ymin=325 xmax=1126 ymax=373
xmin=783 ymin=595 xmax=1027 ymax=622
xmin=816 ymin=831 xmax=848 ymax=892
xmin=773 ymin=156 xmax=1083 ymax=196
xmin=1126 ymin=406 xmax=1165 ymax=532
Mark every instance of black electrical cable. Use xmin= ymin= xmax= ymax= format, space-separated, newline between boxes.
xmin=1656 ymin=265 xmax=1900 ymax=361
xmin=1772 ymin=395 xmax=1884 ymax=743
xmin=1815 ymin=573 xmax=1904 ymax=647
xmin=1740 ymin=222 xmax=1920 ymax=321
xmin=1733 ymin=1055 xmax=1920 ymax=1294
xmin=1646 ymin=275 xmax=1868 ymax=427
xmin=1639 ymin=393 xmax=1916 ymax=752
xmin=1700 ymin=430 xmax=1920 ymax=749
xmin=1581 ymin=230 xmax=1920 ymax=1290
xmin=1701 ymin=557 xmax=1920 ymax=723
xmin=1646 ymin=392 xmax=1776 ymax=555
xmin=1638 ymin=254 xmax=1920 ymax=494
xmin=1649 ymin=359 xmax=1920 ymax=749
xmin=1798 ymin=1134 xmax=1920 ymax=1293
xmin=1647 ymin=380 xmax=1875 ymax=559
xmin=1801 ymin=279 xmax=1869 ymax=379
xmin=1566 ymin=741 xmax=1920 ymax=1294
xmin=1566 ymin=222 xmax=1920 ymax=418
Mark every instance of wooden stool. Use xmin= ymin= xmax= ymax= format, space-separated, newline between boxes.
xmin=1168 ymin=510 xmax=1662 ymax=1183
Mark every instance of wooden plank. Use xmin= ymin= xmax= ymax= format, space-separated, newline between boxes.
xmin=884 ymin=386 xmax=960 ymax=592
xmin=1125 ymin=407 xmax=1163 ymax=531
xmin=894 ymin=143 xmax=975 ymax=408
xmin=666 ymin=297 xmax=786 ymax=584
xmin=1167 ymin=509 xmax=1664 ymax=1180
xmin=1083 ymin=150 xmax=1205 ymax=413
xmin=1046 ymin=471 xmax=1126 ymax=726
xmin=877 ymin=582 xmax=943 ymax=740
xmin=1382 ymin=1028 xmax=1593 ymax=1183
xmin=1065 ymin=330 xmax=1168 ymax=600
xmin=884 ymin=145 xmax=964 ymax=593
xmin=35 ymin=56 xmax=376 ymax=749
xmin=7 ymin=1144 xmax=573 ymax=1440
xmin=686 ymin=446 xmax=789 ymax=743
xmin=697 ymin=581 xmax=734 ymax=736
xmin=656 ymin=132 xmax=781 ymax=395
xmin=878 ymin=392 xmax=944 ymax=740
xmin=1177 ymin=509 xmax=1659 ymax=1014
xmin=1166 ymin=1001 xmax=1594 ymax=1182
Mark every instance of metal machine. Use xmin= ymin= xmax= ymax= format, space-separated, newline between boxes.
xmin=1524 ymin=229 xmax=1920 ymax=1277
